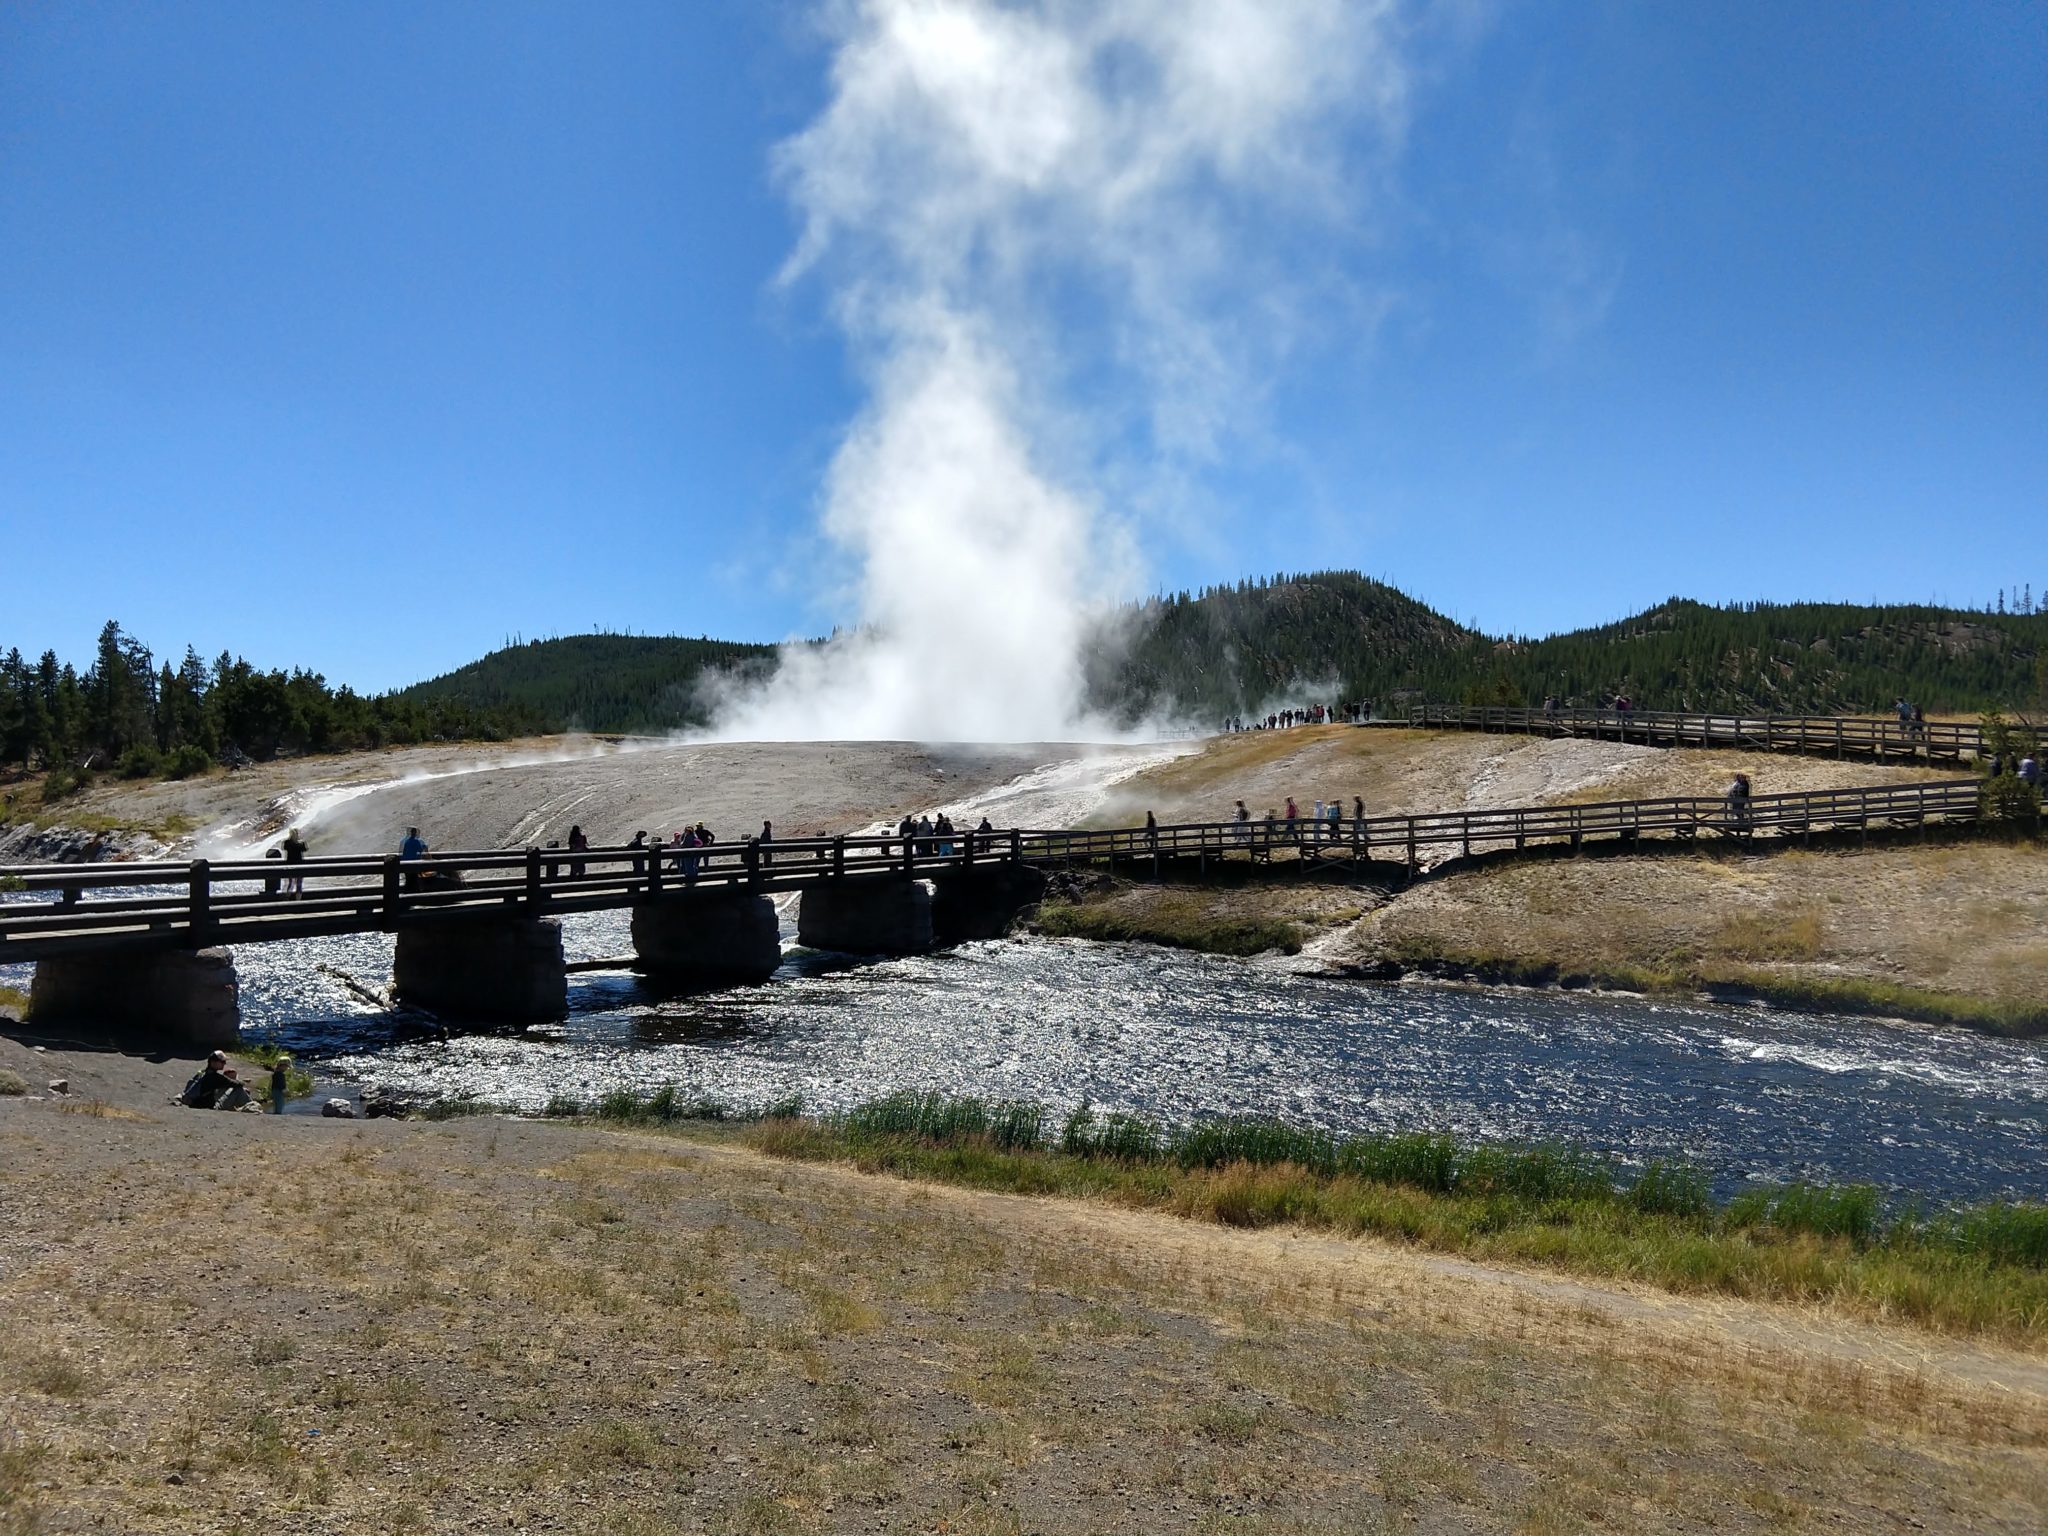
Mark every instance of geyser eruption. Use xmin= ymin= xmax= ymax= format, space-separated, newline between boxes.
xmin=715 ymin=0 xmax=1409 ymax=742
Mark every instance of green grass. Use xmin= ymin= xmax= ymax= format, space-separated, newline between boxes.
xmin=1034 ymin=896 xmax=1304 ymax=957
xmin=670 ymin=1093 xmax=2048 ymax=1345
xmin=0 ymin=984 xmax=28 ymax=1017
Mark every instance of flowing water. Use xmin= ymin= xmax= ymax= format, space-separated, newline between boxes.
xmin=12 ymin=892 xmax=2036 ymax=1205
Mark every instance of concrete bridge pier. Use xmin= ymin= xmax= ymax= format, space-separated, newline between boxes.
xmin=798 ymin=880 xmax=933 ymax=955
xmin=930 ymin=866 xmax=1048 ymax=943
xmin=632 ymin=894 xmax=782 ymax=984
xmin=29 ymin=947 xmax=241 ymax=1049
xmin=393 ymin=916 xmax=566 ymax=1022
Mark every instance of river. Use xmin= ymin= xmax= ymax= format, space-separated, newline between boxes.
xmin=23 ymin=899 xmax=1991 ymax=1206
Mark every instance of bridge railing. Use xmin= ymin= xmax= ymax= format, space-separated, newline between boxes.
xmin=0 ymin=827 xmax=1028 ymax=958
xmin=1016 ymin=778 xmax=1984 ymax=867
xmin=0 ymin=779 xmax=1990 ymax=960
xmin=1397 ymin=704 xmax=1983 ymax=760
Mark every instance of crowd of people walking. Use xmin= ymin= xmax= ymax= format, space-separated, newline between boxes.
xmin=1220 ymin=701 xmax=1373 ymax=732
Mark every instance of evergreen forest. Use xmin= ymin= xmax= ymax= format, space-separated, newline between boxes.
xmin=0 ymin=621 xmax=544 ymax=793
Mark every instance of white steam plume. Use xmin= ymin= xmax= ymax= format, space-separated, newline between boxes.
xmin=712 ymin=0 xmax=1411 ymax=743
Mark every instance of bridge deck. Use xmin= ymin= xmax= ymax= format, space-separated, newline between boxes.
xmin=0 ymin=778 xmax=1990 ymax=963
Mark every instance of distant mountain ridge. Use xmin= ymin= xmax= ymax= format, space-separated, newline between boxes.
xmin=397 ymin=575 xmax=2048 ymax=732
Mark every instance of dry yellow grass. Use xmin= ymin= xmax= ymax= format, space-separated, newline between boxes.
xmin=3 ymin=1107 xmax=2043 ymax=1533
xmin=1340 ymin=838 xmax=2048 ymax=1028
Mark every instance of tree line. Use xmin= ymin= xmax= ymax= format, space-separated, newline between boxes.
xmin=0 ymin=621 xmax=543 ymax=793
xmin=1088 ymin=576 xmax=2048 ymax=721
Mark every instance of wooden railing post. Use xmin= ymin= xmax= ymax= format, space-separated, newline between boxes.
xmin=526 ymin=847 xmax=544 ymax=910
xmin=832 ymin=836 xmax=846 ymax=878
xmin=1010 ymin=829 xmax=1022 ymax=865
xmin=188 ymin=859 xmax=212 ymax=944
xmin=646 ymin=844 xmax=663 ymax=897
xmin=382 ymin=856 xmax=402 ymax=923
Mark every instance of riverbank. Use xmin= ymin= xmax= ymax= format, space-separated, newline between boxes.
xmin=3 ymin=1086 xmax=2043 ymax=1533
xmin=1025 ymin=832 xmax=2048 ymax=1036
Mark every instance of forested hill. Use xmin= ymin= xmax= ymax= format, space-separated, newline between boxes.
xmin=1091 ymin=578 xmax=2048 ymax=719
xmin=1087 ymin=572 xmax=1476 ymax=719
xmin=405 ymin=577 xmax=2048 ymax=730
xmin=397 ymin=634 xmax=780 ymax=733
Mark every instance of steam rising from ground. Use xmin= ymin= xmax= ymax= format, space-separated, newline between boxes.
xmin=711 ymin=0 xmax=1409 ymax=742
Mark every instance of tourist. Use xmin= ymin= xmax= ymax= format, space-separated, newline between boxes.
xmin=1725 ymin=772 xmax=1752 ymax=825
xmin=916 ymin=813 xmax=935 ymax=856
xmin=212 ymin=1068 xmax=252 ymax=1112
xmin=567 ymin=824 xmax=589 ymax=880
xmin=937 ymin=813 xmax=956 ymax=856
xmin=399 ymin=826 xmax=428 ymax=891
xmin=1234 ymin=799 xmax=1250 ymax=843
xmin=759 ymin=819 xmax=773 ymax=869
xmin=680 ymin=827 xmax=703 ymax=882
xmin=627 ymin=829 xmax=648 ymax=879
xmin=280 ymin=827 xmax=307 ymax=896
xmin=2019 ymin=755 xmax=2040 ymax=788
xmin=1352 ymin=795 xmax=1365 ymax=823
xmin=1144 ymin=810 xmax=1158 ymax=849
xmin=263 ymin=846 xmax=283 ymax=896
xmin=179 ymin=1050 xmax=236 ymax=1109
xmin=1284 ymin=797 xmax=1299 ymax=837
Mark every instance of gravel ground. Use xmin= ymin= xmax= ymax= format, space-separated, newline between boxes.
xmin=2 ymin=1087 xmax=2043 ymax=1534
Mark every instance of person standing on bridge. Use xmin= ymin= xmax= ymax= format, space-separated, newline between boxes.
xmin=399 ymin=826 xmax=428 ymax=891
xmin=759 ymin=820 xmax=773 ymax=868
xmin=280 ymin=827 xmax=307 ymax=896
xmin=567 ymin=824 xmax=589 ymax=880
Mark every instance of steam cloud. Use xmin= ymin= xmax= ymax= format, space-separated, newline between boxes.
xmin=712 ymin=0 xmax=1410 ymax=742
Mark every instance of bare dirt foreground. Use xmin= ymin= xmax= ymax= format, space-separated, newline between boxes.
xmin=3 ymin=1072 xmax=2045 ymax=1535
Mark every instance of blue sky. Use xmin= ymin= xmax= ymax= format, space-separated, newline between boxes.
xmin=2 ymin=1 xmax=2042 ymax=691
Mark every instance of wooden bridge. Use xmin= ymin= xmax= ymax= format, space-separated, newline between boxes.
xmin=1384 ymin=704 xmax=1986 ymax=763
xmin=0 ymin=774 xmax=1995 ymax=1048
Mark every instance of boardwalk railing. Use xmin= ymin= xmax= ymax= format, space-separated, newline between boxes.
xmin=1391 ymin=704 xmax=1984 ymax=763
xmin=1 ymin=780 xmax=1991 ymax=963
xmin=1018 ymin=779 xmax=1983 ymax=869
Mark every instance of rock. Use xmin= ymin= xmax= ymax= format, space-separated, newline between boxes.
xmin=46 ymin=1079 xmax=68 ymax=1096
xmin=165 ymin=1473 xmax=183 ymax=1486
xmin=320 ymin=1098 xmax=358 ymax=1119
xmin=360 ymin=1084 xmax=413 ymax=1120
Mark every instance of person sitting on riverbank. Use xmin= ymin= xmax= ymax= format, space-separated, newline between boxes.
xmin=180 ymin=1051 xmax=236 ymax=1108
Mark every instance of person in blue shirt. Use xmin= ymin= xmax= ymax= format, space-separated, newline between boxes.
xmin=399 ymin=827 xmax=428 ymax=891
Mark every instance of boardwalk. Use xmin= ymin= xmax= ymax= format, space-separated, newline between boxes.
xmin=1383 ymin=704 xmax=1984 ymax=763
xmin=0 ymin=778 xmax=1989 ymax=964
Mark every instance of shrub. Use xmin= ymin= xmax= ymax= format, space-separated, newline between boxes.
xmin=163 ymin=744 xmax=213 ymax=779
xmin=1979 ymin=773 xmax=2041 ymax=826
xmin=116 ymin=744 xmax=162 ymax=779
xmin=0 ymin=1069 xmax=28 ymax=1096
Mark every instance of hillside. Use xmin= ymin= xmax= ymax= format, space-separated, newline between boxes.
xmin=394 ymin=578 xmax=2048 ymax=733
xmin=397 ymin=634 xmax=781 ymax=734
xmin=1089 ymin=579 xmax=2048 ymax=721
